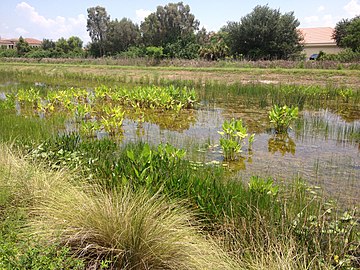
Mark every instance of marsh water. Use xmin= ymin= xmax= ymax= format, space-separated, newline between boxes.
xmin=120 ymin=95 xmax=359 ymax=206
xmin=1 ymin=79 xmax=359 ymax=206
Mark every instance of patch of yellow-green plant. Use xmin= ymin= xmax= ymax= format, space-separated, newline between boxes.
xmin=218 ymin=118 xmax=255 ymax=161
xmin=269 ymin=104 xmax=299 ymax=134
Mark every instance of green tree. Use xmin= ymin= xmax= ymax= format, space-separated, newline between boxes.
xmin=224 ymin=5 xmax=302 ymax=60
xmin=333 ymin=16 xmax=360 ymax=51
xmin=199 ymin=31 xmax=229 ymax=61
xmin=16 ymin=36 xmax=31 ymax=56
xmin=343 ymin=18 xmax=360 ymax=51
xmin=68 ymin=36 xmax=83 ymax=52
xmin=87 ymin=6 xmax=110 ymax=56
xmin=55 ymin=37 xmax=70 ymax=54
xmin=332 ymin=18 xmax=351 ymax=47
xmin=196 ymin=27 xmax=211 ymax=46
xmin=140 ymin=2 xmax=200 ymax=57
xmin=41 ymin=39 xmax=56 ymax=51
xmin=106 ymin=18 xmax=140 ymax=55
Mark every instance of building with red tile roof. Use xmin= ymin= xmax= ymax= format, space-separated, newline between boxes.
xmin=299 ymin=27 xmax=342 ymax=58
xmin=0 ymin=37 xmax=42 ymax=49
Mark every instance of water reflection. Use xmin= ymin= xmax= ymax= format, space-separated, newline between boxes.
xmin=297 ymin=109 xmax=360 ymax=147
xmin=268 ymin=134 xmax=296 ymax=156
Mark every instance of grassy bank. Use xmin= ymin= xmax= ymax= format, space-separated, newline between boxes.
xmin=0 ymin=144 xmax=239 ymax=269
xmin=1 ymin=57 xmax=360 ymax=70
xmin=1 ymin=62 xmax=360 ymax=88
xmin=1 ymin=133 xmax=357 ymax=269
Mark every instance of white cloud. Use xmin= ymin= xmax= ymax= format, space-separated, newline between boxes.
xmin=15 ymin=27 xmax=29 ymax=35
xmin=344 ymin=0 xmax=360 ymax=17
xmin=317 ymin=5 xmax=325 ymax=12
xmin=15 ymin=1 xmax=88 ymax=42
xmin=303 ymin=13 xmax=340 ymax=27
xmin=304 ymin=16 xmax=320 ymax=24
xmin=135 ymin=9 xmax=151 ymax=23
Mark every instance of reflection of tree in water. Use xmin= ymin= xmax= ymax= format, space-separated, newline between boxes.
xmin=268 ymin=134 xmax=296 ymax=156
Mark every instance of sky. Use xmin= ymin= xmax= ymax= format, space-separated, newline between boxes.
xmin=1 ymin=0 xmax=360 ymax=44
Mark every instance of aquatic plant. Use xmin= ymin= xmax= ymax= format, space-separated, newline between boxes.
xmin=100 ymin=105 xmax=125 ymax=136
xmin=269 ymin=104 xmax=299 ymax=133
xmin=339 ymin=88 xmax=354 ymax=103
xmin=218 ymin=118 xmax=252 ymax=161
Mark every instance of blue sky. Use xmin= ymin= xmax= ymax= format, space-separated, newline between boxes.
xmin=1 ymin=0 xmax=359 ymax=44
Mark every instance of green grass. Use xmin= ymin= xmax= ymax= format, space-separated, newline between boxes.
xmin=26 ymin=134 xmax=360 ymax=269
xmin=0 ymin=65 xmax=359 ymax=269
xmin=0 ymin=144 xmax=240 ymax=269
xmin=0 ymin=108 xmax=65 ymax=147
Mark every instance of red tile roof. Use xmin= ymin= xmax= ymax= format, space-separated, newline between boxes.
xmin=0 ymin=38 xmax=42 ymax=45
xmin=299 ymin=27 xmax=335 ymax=44
xmin=24 ymin=38 xmax=42 ymax=45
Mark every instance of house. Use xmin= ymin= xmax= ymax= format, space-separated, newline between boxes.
xmin=0 ymin=38 xmax=42 ymax=49
xmin=299 ymin=27 xmax=342 ymax=58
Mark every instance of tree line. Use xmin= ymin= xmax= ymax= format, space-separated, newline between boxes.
xmin=0 ymin=36 xmax=84 ymax=58
xmin=85 ymin=3 xmax=304 ymax=60
xmin=1 ymin=2 xmax=359 ymax=61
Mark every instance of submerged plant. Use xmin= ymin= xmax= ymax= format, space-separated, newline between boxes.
xmin=218 ymin=118 xmax=252 ymax=161
xmin=269 ymin=105 xmax=299 ymax=134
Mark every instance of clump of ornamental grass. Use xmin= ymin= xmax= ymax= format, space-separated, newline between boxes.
xmin=31 ymin=186 xmax=241 ymax=269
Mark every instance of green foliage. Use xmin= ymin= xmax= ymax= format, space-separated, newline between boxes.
xmin=320 ymin=48 xmax=360 ymax=62
xmin=146 ymin=46 xmax=164 ymax=60
xmin=2 ymin=134 xmax=359 ymax=269
xmin=333 ymin=16 xmax=360 ymax=51
xmin=269 ymin=104 xmax=299 ymax=133
xmin=119 ymin=46 xmax=145 ymax=58
xmin=0 ymin=239 xmax=84 ymax=270
xmin=25 ymin=48 xmax=52 ymax=58
xmin=140 ymin=2 xmax=199 ymax=48
xmin=0 ymin=49 xmax=17 ymax=57
xmin=106 ymin=18 xmax=140 ymax=54
xmin=165 ymin=39 xmax=200 ymax=59
xmin=41 ymin=39 xmax=56 ymax=51
xmin=87 ymin=6 xmax=110 ymax=56
xmin=101 ymin=105 xmax=125 ymax=135
xmin=223 ymin=5 xmax=303 ymax=60
xmin=333 ymin=18 xmax=351 ymax=47
xmin=199 ymin=31 xmax=229 ymax=61
xmin=339 ymin=88 xmax=354 ymax=103
xmin=248 ymin=176 xmax=279 ymax=196
xmin=16 ymin=36 xmax=30 ymax=56
xmin=342 ymin=17 xmax=360 ymax=52
xmin=218 ymin=118 xmax=253 ymax=161
xmin=0 ymin=184 xmax=84 ymax=269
